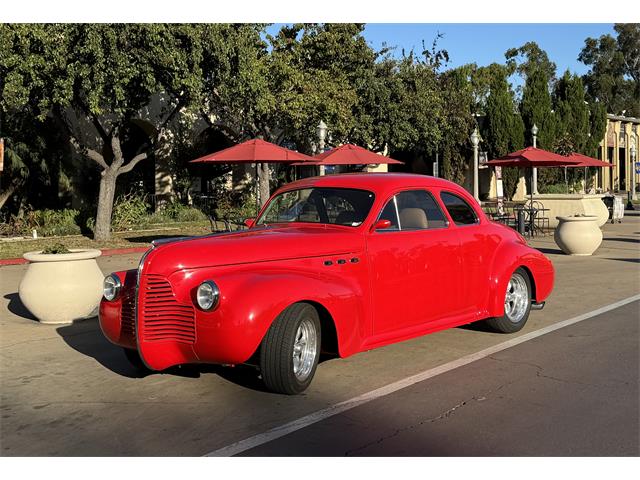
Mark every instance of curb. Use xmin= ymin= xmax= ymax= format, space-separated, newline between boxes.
xmin=0 ymin=246 xmax=149 ymax=267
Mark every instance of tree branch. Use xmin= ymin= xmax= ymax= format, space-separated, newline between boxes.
xmin=118 ymin=152 xmax=148 ymax=174
xmin=78 ymin=97 xmax=110 ymax=142
xmin=69 ymin=135 xmax=109 ymax=170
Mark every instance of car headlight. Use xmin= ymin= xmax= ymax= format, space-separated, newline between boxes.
xmin=196 ymin=280 xmax=220 ymax=310
xmin=103 ymin=274 xmax=121 ymax=301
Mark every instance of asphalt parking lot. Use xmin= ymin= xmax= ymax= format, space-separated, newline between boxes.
xmin=1 ymin=214 xmax=639 ymax=456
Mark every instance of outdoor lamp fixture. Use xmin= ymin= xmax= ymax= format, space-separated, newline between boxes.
xmin=531 ymin=124 xmax=539 ymax=194
xmin=317 ymin=120 xmax=328 ymax=176
xmin=470 ymin=128 xmax=480 ymax=201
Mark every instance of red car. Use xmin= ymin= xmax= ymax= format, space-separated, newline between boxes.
xmin=99 ymin=173 xmax=554 ymax=394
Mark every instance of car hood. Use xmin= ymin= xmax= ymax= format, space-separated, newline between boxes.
xmin=140 ymin=224 xmax=365 ymax=276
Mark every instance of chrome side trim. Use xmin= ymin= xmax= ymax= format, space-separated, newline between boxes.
xmin=531 ymin=301 xmax=545 ymax=310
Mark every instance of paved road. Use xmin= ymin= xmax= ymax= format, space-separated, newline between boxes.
xmin=240 ymin=301 xmax=640 ymax=456
xmin=1 ymin=214 xmax=639 ymax=456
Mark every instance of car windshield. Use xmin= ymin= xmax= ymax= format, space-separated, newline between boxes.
xmin=256 ymin=187 xmax=375 ymax=227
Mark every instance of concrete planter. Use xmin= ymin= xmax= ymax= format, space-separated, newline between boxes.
xmin=18 ymin=249 xmax=104 ymax=324
xmin=534 ymin=194 xmax=609 ymax=228
xmin=554 ymin=215 xmax=603 ymax=256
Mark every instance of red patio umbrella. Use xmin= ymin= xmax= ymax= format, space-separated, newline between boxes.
xmin=190 ymin=138 xmax=315 ymax=211
xmin=292 ymin=144 xmax=404 ymax=166
xmin=190 ymin=138 xmax=314 ymax=164
xmin=564 ymin=153 xmax=612 ymax=194
xmin=486 ymin=147 xmax=582 ymax=202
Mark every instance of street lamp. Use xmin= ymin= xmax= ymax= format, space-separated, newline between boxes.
xmin=531 ymin=124 xmax=539 ymax=195
xmin=470 ymin=127 xmax=480 ymax=201
xmin=317 ymin=120 xmax=328 ymax=176
xmin=631 ymin=141 xmax=637 ymax=202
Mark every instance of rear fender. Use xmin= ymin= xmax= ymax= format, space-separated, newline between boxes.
xmin=487 ymin=242 xmax=555 ymax=318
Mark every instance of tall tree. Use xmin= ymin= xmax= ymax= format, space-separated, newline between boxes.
xmin=578 ymin=25 xmax=639 ymax=116
xmin=0 ymin=24 xmax=219 ymax=240
xmin=480 ymin=64 xmax=524 ymax=199
xmin=506 ymin=41 xmax=557 ymax=87
xmin=553 ymin=71 xmax=590 ymax=154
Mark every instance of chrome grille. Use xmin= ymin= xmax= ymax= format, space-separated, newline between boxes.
xmin=120 ymin=290 xmax=137 ymax=341
xmin=140 ymin=274 xmax=196 ymax=344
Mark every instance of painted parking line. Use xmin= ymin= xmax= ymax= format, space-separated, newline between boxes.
xmin=205 ymin=295 xmax=640 ymax=457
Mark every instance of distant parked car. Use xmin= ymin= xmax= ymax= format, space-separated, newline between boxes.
xmin=99 ymin=173 xmax=554 ymax=394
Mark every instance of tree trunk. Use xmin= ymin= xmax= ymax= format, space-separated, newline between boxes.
xmin=258 ymin=163 xmax=271 ymax=207
xmin=94 ymin=170 xmax=118 ymax=242
xmin=0 ymin=183 xmax=17 ymax=210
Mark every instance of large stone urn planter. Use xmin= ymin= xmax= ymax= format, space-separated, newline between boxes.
xmin=18 ymin=249 xmax=104 ymax=324
xmin=554 ymin=215 xmax=603 ymax=256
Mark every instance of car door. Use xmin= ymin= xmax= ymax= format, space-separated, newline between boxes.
xmin=439 ymin=190 xmax=498 ymax=316
xmin=366 ymin=189 xmax=463 ymax=336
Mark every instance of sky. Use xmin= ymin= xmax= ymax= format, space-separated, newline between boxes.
xmin=267 ymin=23 xmax=616 ymax=84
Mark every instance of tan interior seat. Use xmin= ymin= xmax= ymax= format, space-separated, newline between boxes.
xmin=399 ymin=208 xmax=428 ymax=229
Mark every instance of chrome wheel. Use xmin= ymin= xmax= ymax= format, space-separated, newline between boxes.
xmin=292 ymin=318 xmax=318 ymax=381
xmin=504 ymin=272 xmax=529 ymax=323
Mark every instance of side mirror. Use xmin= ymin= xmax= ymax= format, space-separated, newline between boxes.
xmin=244 ymin=218 xmax=255 ymax=228
xmin=370 ymin=219 xmax=392 ymax=232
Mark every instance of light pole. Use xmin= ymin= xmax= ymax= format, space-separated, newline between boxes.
xmin=531 ymin=124 xmax=539 ymax=195
xmin=317 ymin=120 xmax=327 ymax=176
xmin=631 ymin=141 xmax=637 ymax=202
xmin=470 ymin=127 xmax=480 ymax=201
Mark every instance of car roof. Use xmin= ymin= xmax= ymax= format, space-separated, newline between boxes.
xmin=278 ymin=172 xmax=467 ymax=196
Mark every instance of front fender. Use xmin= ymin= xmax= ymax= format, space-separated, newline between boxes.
xmin=486 ymin=241 xmax=555 ymax=318
xmin=168 ymin=263 xmax=367 ymax=365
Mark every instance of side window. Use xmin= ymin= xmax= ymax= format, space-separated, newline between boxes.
xmin=440 ymin=191 xmax=479 ymax=226
xmin=377 ymin=190 xmax=448 ymax=231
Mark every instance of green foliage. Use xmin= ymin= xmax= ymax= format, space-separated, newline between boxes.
xmin=553 ymin=71 xmax=590 ymax=153
xmin=31 ymin=209 xmax=82 ymax=236
xmin=587 ymin=101 xmax=607 ymax=157
xmin=506 ymin=41 xmax=557 ymax=84
xmin=539 ymin=183 xmax=569 ymax=194
xmin=111 ymin=193 xmax=150 ymax=231
xmin=579 ymin=24 xmax=640 ymax=116
xmin=42 ymin=243 xmax=71 ymax=254
xmin=150 ymin=202 xmax=208 ymax=223
xmin=521 ymin=68 xmax=556 ymax=150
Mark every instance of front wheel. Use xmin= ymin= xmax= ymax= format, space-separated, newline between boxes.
xmin=486 ymin=268 xmax=532 ymax=333
xmin=260 ymin=303 xmax=321 ymax=395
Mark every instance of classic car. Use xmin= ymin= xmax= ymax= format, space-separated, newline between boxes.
xmin=99 ymin=173 xmax=554 ymax=394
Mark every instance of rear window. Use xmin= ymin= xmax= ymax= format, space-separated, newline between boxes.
xmin=440 ymin=192 xmax=479 ymax=226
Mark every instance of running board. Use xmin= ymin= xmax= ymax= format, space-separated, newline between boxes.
xmin=531 ymin=301 xmax=545 ymax=310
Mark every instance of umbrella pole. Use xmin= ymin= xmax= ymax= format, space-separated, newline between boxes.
xmin=255 ymin=162 xmax=260 ymax=216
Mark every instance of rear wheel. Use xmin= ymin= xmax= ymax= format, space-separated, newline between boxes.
xmin=260 ymin=303 xmax=321 ymax=395
xmin=486 ymin=268 xmax=532 ymax=333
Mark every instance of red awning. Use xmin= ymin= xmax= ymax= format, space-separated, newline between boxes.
xmin=485 ymin=147 xmax=581 ymax=167
xmin=190 ymin=139 xmax=314 ymax=164
xmin=292 ymin=144 xmax=404 ymax=166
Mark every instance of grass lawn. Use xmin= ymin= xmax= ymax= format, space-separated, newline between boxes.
xmin=0 ymin=221 xmax=218 ymax=259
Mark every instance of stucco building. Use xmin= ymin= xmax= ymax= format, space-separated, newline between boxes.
xmin=595 ymin=114 xmax=639 ymax=193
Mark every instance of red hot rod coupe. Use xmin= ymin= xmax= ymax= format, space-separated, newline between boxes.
xmin=99 ymin=173 xmax=554 ymax=394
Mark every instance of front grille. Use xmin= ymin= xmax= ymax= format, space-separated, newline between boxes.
xmin=140 ymin=274 xmax=196 ymax=344
xmin=120 ymin=290 xmax=137 ymax=341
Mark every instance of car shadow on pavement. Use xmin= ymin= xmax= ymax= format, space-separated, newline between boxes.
xmin=54 ymin=317 xmax=274 ymax=392
xmin=4 ymin=293 xmax=38 ymax=322
xmin=56 ymin=318 xmax=150 ymax=378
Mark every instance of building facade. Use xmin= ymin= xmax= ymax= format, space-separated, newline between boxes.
xmin=595 ymin=114 xmax=639 ymax=194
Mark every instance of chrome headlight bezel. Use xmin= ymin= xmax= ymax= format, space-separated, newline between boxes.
xmin=196 ymin=280 xmax=220 ymax=311
xmin=103 ymin=274 xmax=122 ymax=301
